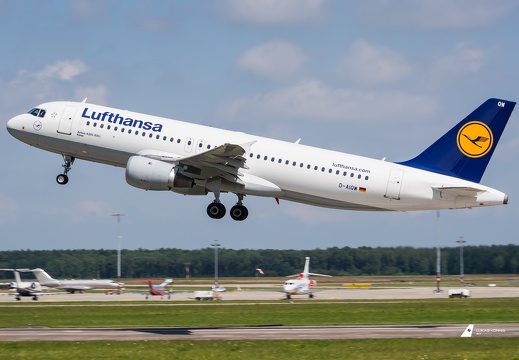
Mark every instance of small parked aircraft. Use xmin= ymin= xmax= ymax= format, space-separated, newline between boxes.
xmin=144 ymin=279 xmax=173 ymax=299
xmin=283 ymin=257 xmax=331 ymax=299
xmin=0 ymin=268 xmax=44 ymax=301
xmin=30 ymin=268 xmax=122 ymax=294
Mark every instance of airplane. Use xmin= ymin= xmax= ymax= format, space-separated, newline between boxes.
xmin=6 ymin=97 xmax=515 ymax=221
xmin=143 ymin=279 xmax=173 ymax=299
xmin=283 ymin=257 xmax=331 ymax=299
xmin=0 ymin=268 xmax=44 ymax=301
xmin=30 ymin=268 xmax=122 ymax=294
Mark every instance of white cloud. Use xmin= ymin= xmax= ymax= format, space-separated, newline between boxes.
xmin=236 ymin=40 xmax=306 ymax=81
xmin=337 ymin=40 xmax=415 ymax=85
xmin=0 ymin=60 xmax=107 ymax=112
xmin=217 ymin=79 xmax=438 ymax=124
xmin=353 ymin=0 xmax=516 ymax=29
xmin=222 ymin=0 xmax=328 ymax=25
xmin=435 ymin=43 xmax=486 ymax=75
xmin=34 ymin=60 xmax=88 ymax=81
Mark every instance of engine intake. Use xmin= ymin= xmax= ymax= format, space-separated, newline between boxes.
xmin=125 ymin=156 xmax=194 ymax=191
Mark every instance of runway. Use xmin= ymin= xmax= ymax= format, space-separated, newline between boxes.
xmin=2 ymin=285 xmax=518 ymax=302
xmin=1 ymin=323 xmax=518 ymax=341
xmin=1 ymin=286 xmax=518 ymax=341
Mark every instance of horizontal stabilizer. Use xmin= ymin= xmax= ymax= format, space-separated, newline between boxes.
xmin=432 ymin=186 xmax=486 ymax=198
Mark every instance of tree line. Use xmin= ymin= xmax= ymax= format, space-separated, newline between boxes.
xmin=0 ymin=244 xmax=517 ymax=280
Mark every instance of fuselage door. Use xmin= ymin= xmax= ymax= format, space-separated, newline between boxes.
xmin=57 ymin=106 xmax=77 ymax=135
xmin=385 ymin=170 xmax=404 ymax=200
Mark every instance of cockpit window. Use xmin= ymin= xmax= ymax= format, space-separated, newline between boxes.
xmin=28 ymin=108 xmax=46 ymax=118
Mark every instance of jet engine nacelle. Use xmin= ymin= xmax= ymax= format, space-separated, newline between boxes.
xmin=125 ymin=156 xmax=194 ymax=191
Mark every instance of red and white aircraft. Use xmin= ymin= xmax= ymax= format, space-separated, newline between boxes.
xmin=283 ymin=257 xmax=331 ymax=299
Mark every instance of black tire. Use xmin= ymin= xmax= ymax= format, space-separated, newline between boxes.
xmin=56 ymin=174 xmax=69 ymax=185
xmin=230 ymin=205 xmax=248 ymax=221
xmin=207 ymin=202 xmax=226 ymax=219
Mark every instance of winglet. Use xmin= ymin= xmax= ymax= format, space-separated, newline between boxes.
xmin=398 ymin=98 xmax=516 ymax=183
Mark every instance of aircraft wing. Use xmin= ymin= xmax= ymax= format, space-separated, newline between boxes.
xmin=432 ymin=186 xmax=486 ymax=198
xmin=177 ymin=142 xmax=253 ymax=183
xmin=140 ymin=141 xmax=254 ymax=183
xmin=56 ymin=285 xmax=93 ymax=291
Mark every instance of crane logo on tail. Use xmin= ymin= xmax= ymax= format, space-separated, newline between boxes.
xmin=457 ymin=121 xmax=493 ymax=158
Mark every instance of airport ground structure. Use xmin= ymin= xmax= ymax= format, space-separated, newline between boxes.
xmin=0 ymin=245 xmax=518 ymax=280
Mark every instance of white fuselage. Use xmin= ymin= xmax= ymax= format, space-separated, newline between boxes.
xmin=283 ymin=279 xmax=312 ymax=295
xmin=6 ymin=101 xmax=507 ymax=211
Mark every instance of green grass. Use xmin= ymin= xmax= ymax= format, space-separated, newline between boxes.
xmin=0 ymin=298 xmax=518 ymax=328
xmin=1 ymin=339 xmax=518 ymax=360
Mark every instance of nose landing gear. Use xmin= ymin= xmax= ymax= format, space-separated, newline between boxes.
xmin=56 ymin=155 xmax=74 ymax=185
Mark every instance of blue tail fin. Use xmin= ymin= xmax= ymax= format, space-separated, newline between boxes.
xmin=398 ymin=98 xmax=515 ymax=183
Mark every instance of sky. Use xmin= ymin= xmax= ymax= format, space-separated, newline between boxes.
xmin=1 ymin=0 xmax=519 ymax=252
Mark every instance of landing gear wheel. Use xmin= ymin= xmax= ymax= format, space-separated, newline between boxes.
xmin=57 ymin=155 xmax=74 ymax=185
xmin=230 ymin=205 xmax=248 ymax=221
xmin=207 ymin=202 xmax=226 ymax=219
xmin=56 ymin=174 xmax=69 ymax=185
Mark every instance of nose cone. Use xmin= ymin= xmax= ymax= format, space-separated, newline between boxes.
xmin=6 ymin=114 xmax=25 ymax=136
xmin=6 ymin=114 xmax=33 ymax=142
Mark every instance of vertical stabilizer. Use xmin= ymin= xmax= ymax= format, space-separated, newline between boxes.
xmin=31 ymin=268 xmax=56 ymax=284
xmin=398 ymin=99 xmax=515 ymax=183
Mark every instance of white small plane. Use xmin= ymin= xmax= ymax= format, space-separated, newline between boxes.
xmin=6 ymin=98 xmax=515 ymax=220
xmin=0 ymin=268 xmax=44 ymax=301
xmin=30 ymin=268 xmax=122 ymax=294
xmin=283 ymin=257 xmax=331 ymax=299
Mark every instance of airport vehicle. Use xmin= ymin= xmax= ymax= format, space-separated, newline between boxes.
xmin=448 ymin=288 xmax=471 ymax=298
xmin=283 ymin=257 xmax=331 ymax=299
xmin=193 ymin=290 xmax=220 ymax=300
xmin=0 ymin=268 xmax=44 ymax=301
xmin=6 ymin=98 xmax=515 ymax=221
xmin=144 ymin=279 xmax=173 ymax=299
xmin=30 ymin=268 xmax=122 ymax=294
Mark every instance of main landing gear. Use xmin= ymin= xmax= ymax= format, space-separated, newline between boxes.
xmin=207 ymin=194 xmax=249 ymax=221
xmin=56 ymin=155 xmax=75 ymax=185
